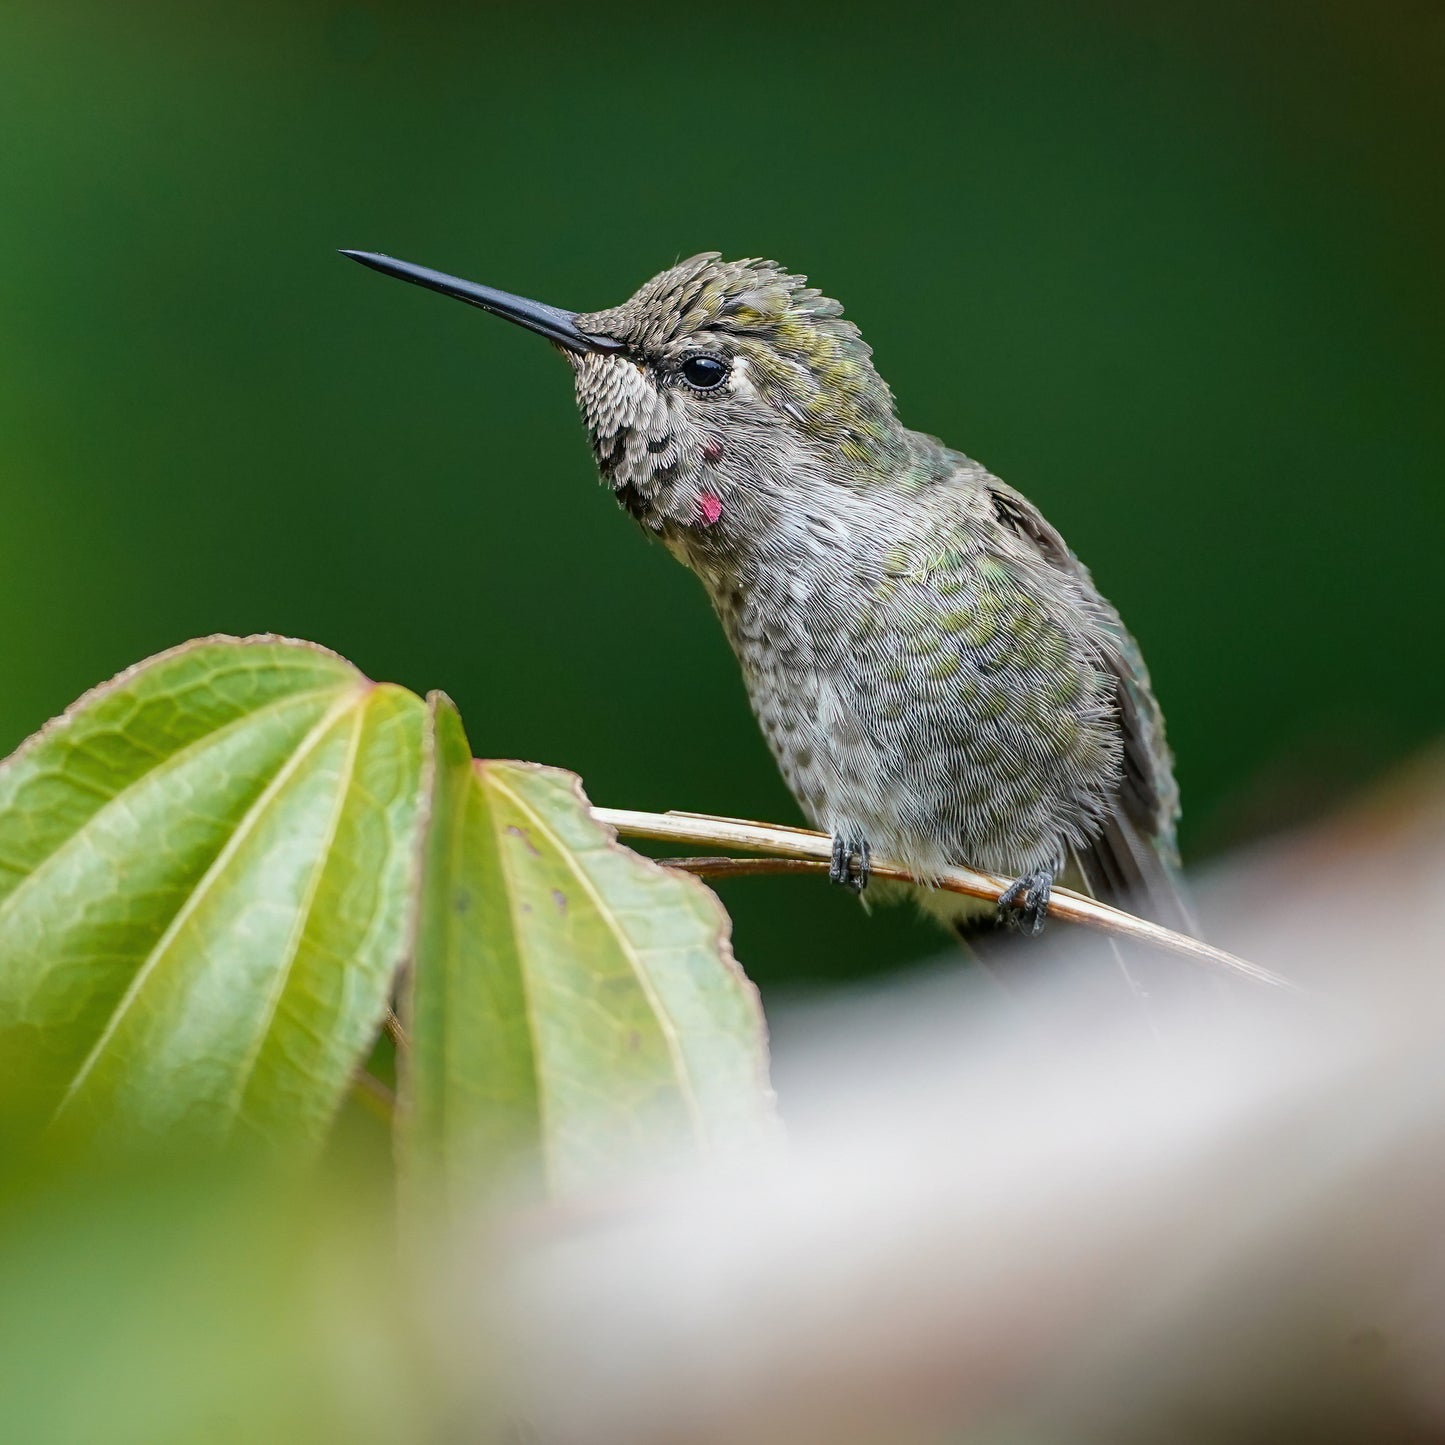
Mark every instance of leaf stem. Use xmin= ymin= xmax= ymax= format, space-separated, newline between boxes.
xmin=593 ymin=808 xmax=1301 ymax=994
xmin=351 ymin=1069 xmax=396 ymax=1123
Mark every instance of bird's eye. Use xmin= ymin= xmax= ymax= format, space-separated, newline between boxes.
xmin=680 ymin=354 xmax=729 ymax=391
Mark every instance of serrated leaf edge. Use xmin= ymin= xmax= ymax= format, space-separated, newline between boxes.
xmin=480 ymin=759 xmax=775 ymax=1139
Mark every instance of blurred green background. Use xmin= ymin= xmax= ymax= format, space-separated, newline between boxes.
xmin=2 ymin=0 xmax=1441 ymax=991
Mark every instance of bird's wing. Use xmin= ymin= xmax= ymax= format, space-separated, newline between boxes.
xmin=826 ymin=487 xmax=1124 ymax=888
xmin=981 ymin=480 xmax=1196 ymax=935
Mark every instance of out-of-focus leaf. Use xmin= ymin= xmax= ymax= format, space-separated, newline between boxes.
xmin=0 ymin=635 xmax=424 ymax=1146
xmin=0 ymin=1148 xmax=445 ymax=1445
xmin=402 ymin=694 xmax=775 ymax=1204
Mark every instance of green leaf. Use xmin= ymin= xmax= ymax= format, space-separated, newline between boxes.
xmin=402 ymin=694 xmax=775 ymax=1204
xmin=0 ymin=635 xmax=425 ymax=1146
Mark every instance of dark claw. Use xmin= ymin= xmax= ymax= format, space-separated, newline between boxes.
xmin=829 ymin=833 xmax=871 ymax=893
xmin=997 ymin=868 xmax=1054 ymax=937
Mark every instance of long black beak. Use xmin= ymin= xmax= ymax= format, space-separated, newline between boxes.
xmin=339 ymin=250 xmax=624 ymax=355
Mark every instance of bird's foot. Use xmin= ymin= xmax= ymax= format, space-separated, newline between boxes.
xmin=829 ymin=833 xmax=871 ymax=893
xmin=997 ymin=868 xmax=1054 ymax=937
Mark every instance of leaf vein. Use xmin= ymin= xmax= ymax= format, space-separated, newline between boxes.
xmin=52 ymin=689 xmax=364 ymax=1118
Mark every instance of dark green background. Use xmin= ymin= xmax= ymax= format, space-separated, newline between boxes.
xmin=3 ymin=0 xmax=1441 ymax=989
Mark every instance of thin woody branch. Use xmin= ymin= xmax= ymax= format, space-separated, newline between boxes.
xmin=591 ymin=806 xmax=1302 ymax=994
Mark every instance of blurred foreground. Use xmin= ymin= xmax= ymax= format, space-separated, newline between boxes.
xmin=4 ymin=750 xmax=1444 ymax=1444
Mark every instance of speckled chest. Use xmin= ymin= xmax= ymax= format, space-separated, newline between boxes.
xmin=709 ymin=569 xmax=828 ymax=723
xmin=696 ymin=549 xmax=875 ymax=830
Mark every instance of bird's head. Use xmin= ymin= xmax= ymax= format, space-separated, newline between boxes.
xmin=342 ymin=249 xmax=907 ymax=553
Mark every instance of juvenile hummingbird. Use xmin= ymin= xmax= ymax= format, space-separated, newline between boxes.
xmin=343 ymin=249 xmax=1188 ymax=939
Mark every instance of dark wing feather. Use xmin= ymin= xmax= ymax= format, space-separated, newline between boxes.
xmin=986 ymin=483 xmax=1196 ymax=935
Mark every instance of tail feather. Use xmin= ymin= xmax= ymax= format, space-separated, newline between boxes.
xmin=932 ymin=810 xmax=1219 ymax=1019
xmin=1068 ymin=813 xmax=1225 ymax=1016
xmin=1071 ymin=810 xmax=1199 ymax=940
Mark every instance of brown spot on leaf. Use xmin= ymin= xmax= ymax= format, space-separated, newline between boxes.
xmin=505 ymin=825 xmax=540 ymax=855
xmin=551 ymin=889 xmax=568 ymax=916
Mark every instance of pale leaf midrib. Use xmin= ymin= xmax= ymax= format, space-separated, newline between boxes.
xmin=225 ymin=695 xmax=369 ymax=1136
xmin=0 ymin=683 xmax=348 ymax=932
xmin=484 ymin=771 xmax=707 ymax=1143
xmin=411 ymin=752 xmax=476 ymax=1159
xmin=483 ymin=780 xmax=555 ymax=1194
xmin=52 ymin=688 xmax=366 ymax=1118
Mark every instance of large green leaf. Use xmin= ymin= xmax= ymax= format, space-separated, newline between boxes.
xmin=402 ymin=695 xmax=775 ymax=1204
xmin=0 ymin=636 xmax=424 ymax=1145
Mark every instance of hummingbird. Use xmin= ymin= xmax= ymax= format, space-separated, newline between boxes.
xmin=342 ymin=249 xmax=1189 ymax=940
